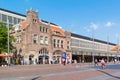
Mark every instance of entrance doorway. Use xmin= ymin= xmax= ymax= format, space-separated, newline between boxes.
xmin=38 ymin=56 xmax=49 ymax=64
xmin=29 ymin=54 xmax=34 ymax=64
xmin=53 ymin=50 xmax=63 ymax=64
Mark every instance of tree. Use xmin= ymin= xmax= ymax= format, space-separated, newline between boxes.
xmin=0 ymin=21 xmax=15 ymax=53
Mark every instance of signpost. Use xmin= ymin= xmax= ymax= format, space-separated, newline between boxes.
xmin=62 ymin=52 xmax=66 ymax=65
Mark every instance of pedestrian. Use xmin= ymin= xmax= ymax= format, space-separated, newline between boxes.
xmin=63 ymin=60 xmax=66 ymax=66
xmin=50 ymin=59 xmax=53 ymax=64
xmin=100 ymin=58 xmax=105 ymax=69
xmin=62 ymin=58 xmax=66 ymax=66
xmin=74 ymin=59 xmax=77 ymax=64
xmin=94 ymin=59 xmax=98 ymax=66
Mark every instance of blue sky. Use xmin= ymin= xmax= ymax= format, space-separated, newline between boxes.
xmin=0 ymin=0 xmax=120 ymax=44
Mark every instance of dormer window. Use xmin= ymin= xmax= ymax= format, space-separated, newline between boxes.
xmin=54 ymin=31 xmax=60 ymax=36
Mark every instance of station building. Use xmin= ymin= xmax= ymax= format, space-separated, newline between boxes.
xmin=0 ymin=8 xmax=25 ymax=27
xmin=0 ymin=8 xmax=118 ymax=64
xmin=71 ymin=33 xmax=118 ymax=63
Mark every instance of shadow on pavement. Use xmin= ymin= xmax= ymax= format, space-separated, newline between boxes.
xmin=32 ymin=76 xmax=41 ymax=80
xmin=97 ymin=70 xmax=120 ymax=79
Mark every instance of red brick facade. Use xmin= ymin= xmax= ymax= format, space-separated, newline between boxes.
xmin=12 ymin=9 xmax=71 ymax=64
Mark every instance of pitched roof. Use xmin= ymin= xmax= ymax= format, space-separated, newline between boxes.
xmin=111 ymin=45 xmax=120 ymax=51
xmin=20 ymin=21 xmax=27 ymax=29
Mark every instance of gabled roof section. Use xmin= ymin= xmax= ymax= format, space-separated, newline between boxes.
xmin=20 ymin=21 xmax=27 ymax=29
xmin=13 ymin=21 xmax=27 ymax=31
xmin=111 ymin=45 xmax=120 ymax=51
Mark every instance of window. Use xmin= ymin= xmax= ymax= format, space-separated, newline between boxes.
xmin=54 ymin=31 xmax=60 ymax=36
xmin=45 ymin=37 xmax=48 ymax=44
xmin=33 ymin=19 xmax=34 ymax=22
xmin=16 ymin=35 xmax=22 ymax=43
xmin=57 ymin=40 xmax=60 ymax=48
xmin=40 ymin=36 xmax=44 ymax=44
xmin=43 ymin=27 xmax=45 ymax=32
xmin=35 ymin=19 xmax=37 ymax=23
xmin=46 ymin=28 xmax=48 ymax=33
xmin=2 ymin=14 xmax=7 ymax=22
xmin=33 ymin=34 xmax=37 ymax=44
xmin=33 ymin=19 xmax=37 ymax=23
xmin=9 ymin=24 xmax=13 ymax=27
xmin=22 ymin=19 xmax=24 ymax=21
xmin=40 ymin=26 xmax=49 ymax=33
xmin=67 ymin=46 xmax=69 ymax=49
xmin=13 ymin=17 xmax=17 ymax=24
xmin=61 ymin=40 xmax=63 ymax=48
xmin=54 ymin=39 xmax=56 ymax=48
xmin=8 ymin=16 xmax=12 ymax=23
xmin=39 ymin=48 xmax=48 ymax=54
xmin=40 ymin=26 xmax=42 ymax=32
xmin=18 ymin=19 xmax=21 ymax=23
xmin=67 ymin=41 xmax=70 ymax=49
xmin=67 ymin=41 xmax=69 ymax=44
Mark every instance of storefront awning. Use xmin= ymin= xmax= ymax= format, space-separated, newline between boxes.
xmin=0 ymin=53 xmax=8 ymax=57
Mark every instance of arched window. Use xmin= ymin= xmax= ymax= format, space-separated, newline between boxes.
xmin=53 ymin=50 xmax=62 ymax=55
xmin=39 ymin=48 xmax=48 ymax=54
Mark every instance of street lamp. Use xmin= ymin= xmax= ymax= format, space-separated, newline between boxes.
xmin=107 ymin=35 xmax=109 ymax=63
xmin=117 ymin=35 xmax=119 ymax=61
xmin=92 ymin=28 xmax=94 ymax=63
xmin=7 ymin=19 xmax=10 ymax=65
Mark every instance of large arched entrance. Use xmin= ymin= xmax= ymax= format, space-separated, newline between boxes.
xmin=38 ymin=48 xmax=49 ymax=64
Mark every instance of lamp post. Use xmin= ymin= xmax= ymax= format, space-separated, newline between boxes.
xmin=107 ymin=35 xmax=109 ymax=63
xmin=7 ymin=19 xmax=10 ymax=65
xmin=117 ymin=36 xmax=119 ymax=61
xmin=92 ymin=28 xmax=94 ymax=64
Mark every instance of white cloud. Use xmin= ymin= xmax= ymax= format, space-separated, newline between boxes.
xmin=105 ymin=21 xmax=115 ymax=27
xmin=84 ymin=23 xmax=98 ymax=33
xmin=90 ymin=23 xmax=98 ymax=30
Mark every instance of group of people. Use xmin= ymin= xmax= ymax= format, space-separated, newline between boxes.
xmin=94 ymin=58 xmax=106 ymax=69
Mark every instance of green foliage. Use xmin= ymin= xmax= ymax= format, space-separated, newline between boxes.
xmin=0 ymin=22 xmax=15 ymax=53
